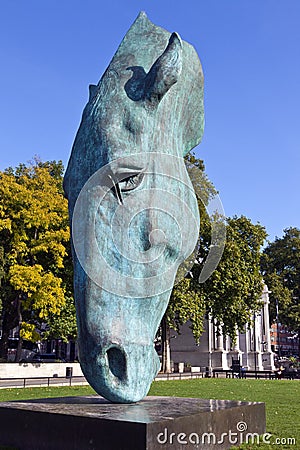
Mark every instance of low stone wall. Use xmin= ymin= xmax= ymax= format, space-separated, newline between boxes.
xmin=0 ymin=363 xmax=84 ymax=379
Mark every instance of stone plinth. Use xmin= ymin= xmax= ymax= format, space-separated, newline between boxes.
xmin=0 ymin=395 xmax=266 ymax=450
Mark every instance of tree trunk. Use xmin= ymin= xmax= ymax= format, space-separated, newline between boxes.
xmin=14 ymin=296 xmax=23 ymax=362
xmin=15 ymin=337 xmax=23 ymax=362
xmin=0 ymin=326 xmax=9 ymax=361
xmin=55 ymin=339 xmax=60 ymax=358
xmin=161 ymin=315 xmax=171 ymax=373
xmin=0 ymin=296 xmax=20 ymax=361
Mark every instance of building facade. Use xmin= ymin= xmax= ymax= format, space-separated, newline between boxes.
xmin=170 ymin=284 xmax=275 ymax=372
xmin=270 ymin=323 xmax=299 ymax=357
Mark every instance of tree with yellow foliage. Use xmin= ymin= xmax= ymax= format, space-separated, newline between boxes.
xmin=0 ymin=159 xmax=74 ymax=361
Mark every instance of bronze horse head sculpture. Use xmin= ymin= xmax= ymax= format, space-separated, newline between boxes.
xmin=64 ymin=12 xmax=204 ymax=403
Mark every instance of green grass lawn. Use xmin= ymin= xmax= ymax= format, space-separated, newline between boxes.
xmin=0 ymin=384 xmax=96 ymax=403
xmin=0 ymin=378 xmax=298 ymax=449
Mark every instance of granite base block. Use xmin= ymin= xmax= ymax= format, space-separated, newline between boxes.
xmin=0 ymin=395 xmax=266 ymax=450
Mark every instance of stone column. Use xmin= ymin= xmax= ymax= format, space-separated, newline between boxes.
xmin=247 ymin=310 xmax=264 ymax=371
xmin=254 ymin=312 xmax=261 ymax=354
xmin=216 ymin=327 xmax=224 ymax=351
xmin=227 ymin=326 xmax=243 ymax=369
xmin=240 ymin=324 xmax=250 ymax=368
xmin=233 ymin=326 xmax=240 ymax=351
xmin=255 ymin=312 xmax=264 ymax=370
xmin=262 ymin=284 xmax=272 ymax=352
xmin=211 ymin=322 xmax=229 ymax=370
xmin=261 ymin=283 xmax=275 ymax=370
xmin=207 ymin=314 xmax=213 ymax=376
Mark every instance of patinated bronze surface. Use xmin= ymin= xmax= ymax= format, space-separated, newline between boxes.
xmin=64 ymin=12 xmax=204 ymax=403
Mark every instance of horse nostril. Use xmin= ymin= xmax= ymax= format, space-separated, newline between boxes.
xmin=106 ymin=346 xmax=127 ymax=381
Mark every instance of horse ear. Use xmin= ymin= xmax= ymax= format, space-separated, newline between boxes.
xmin=144 ymin=32 xmax=182 ymax=107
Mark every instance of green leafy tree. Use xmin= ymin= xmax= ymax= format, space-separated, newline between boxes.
xmin=44 ymin=295 xmax=77 ymax=343
xmin=261 ymin=227 xmax=300 ymax=354
xmin=199 ymin=216 xmax=267 ymax=340
xmin=0 ymin=245 xmax=4 ymax=316
xmin=0 ymin=159 xmax=75 ymax=361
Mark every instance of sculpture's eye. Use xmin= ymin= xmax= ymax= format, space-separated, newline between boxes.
xmin=118 ymin=172 xmax=144 ymax=192
xmin=108 ymin=169 xmax=145 ymax=205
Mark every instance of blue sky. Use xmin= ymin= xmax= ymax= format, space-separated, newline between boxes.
xmin=0 ymin=0 xmax=299 ymax=242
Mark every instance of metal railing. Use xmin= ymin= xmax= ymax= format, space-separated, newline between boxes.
xmin=5 ymin=367 xmax=295 ymax=389
xmin=155 ymin=370 xmax=207 ymax=381
xmin=0 ymin=375 xmax=88 ymax=389
xmin=212 ymin=369 xmax=299 ymax=379
xmin=0 ymin=371 xmax=208 ymax=389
